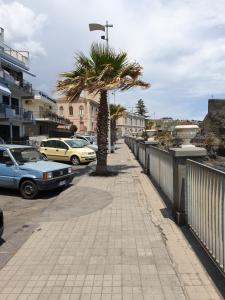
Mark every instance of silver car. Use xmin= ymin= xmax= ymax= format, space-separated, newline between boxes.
xmin=71 ymin=138 xmax=98 ymax=152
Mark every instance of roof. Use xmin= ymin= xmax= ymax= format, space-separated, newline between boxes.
xmin=57 ymin=96 xmax=98 ymax=106
xmin=0 ymin=144 xmax=32 ymax=149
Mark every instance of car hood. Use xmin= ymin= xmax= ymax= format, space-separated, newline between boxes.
xmin=19 ymin=161 xmax=70 ymax=172
xmin=87 ymin=144 xmax=98 ymax=151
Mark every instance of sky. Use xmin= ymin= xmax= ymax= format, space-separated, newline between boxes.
xmin=1 ymin=0 xmax=225 ymax=120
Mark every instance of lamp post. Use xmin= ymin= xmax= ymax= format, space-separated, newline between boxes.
xmin=89 ymin=21 xmax=113 ymax=153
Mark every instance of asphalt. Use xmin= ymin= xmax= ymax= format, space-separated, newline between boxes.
xmin=0 ymin=163 xmax=94 ymax=270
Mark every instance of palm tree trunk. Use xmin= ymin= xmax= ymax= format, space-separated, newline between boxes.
xmin=96 ymin=90 xmax=108 ymax=174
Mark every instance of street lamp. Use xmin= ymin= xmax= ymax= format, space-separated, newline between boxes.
xmin=89 ymin=21 xmax=113 ymax=153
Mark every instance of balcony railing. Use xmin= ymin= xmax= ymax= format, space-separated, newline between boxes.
xmin=33 ymin=110 xmax=71 ymax=125
xmin=0 ymin=103 xmax=33 ymax=122
xmin=0 ymin=70 xmax=32 ymax=95
xmin=0 ymin=40 xmax=29 ymax=67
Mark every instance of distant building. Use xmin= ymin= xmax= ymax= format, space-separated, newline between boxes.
xmin=116 ymin=112 xmax=145 ymax=137
xmin=0 ymin=27 xmax=34 ymax=142
xmin=57 ymin=95 xmax=98 ymax=134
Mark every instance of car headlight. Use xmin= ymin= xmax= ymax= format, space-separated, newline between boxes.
xmin=68 ymin=167 xmax=72 ymax=174
xmin=43 ymin=172 xmax=53 ymax=179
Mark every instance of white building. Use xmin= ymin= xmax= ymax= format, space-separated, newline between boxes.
xmin=116 ymin=112 xmax=145 ymax=137
xmin=0 ymin=27 xmax=34 ymax=142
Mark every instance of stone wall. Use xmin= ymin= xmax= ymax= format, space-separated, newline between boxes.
xmin=203 ymin=99 xmax=225 ymax=139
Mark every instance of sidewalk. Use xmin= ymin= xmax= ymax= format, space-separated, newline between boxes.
xmin=0 ymin=141 xmax=222 ymax=300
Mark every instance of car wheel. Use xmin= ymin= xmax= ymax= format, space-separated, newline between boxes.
xmin=20 ymin=180 xmax=39 ymax=199
xmin=41 ymin=153 xmax=48 ymax=160
xmin=71 ymin=155 xmax=80 ymax=165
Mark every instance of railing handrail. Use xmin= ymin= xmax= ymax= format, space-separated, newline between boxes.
xmin=0 ymin=40 xmax=29 ymax=65
xmin=187 ymin=159 xmax=225 ymax=176
xmin=149 ymin=145 xmax=171 ymax=156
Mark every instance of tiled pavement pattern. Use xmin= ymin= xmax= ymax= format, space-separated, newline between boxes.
xmin=0 ymin=142 xmax=222 ymax=299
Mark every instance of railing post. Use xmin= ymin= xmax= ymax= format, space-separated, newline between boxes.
xmin=169 ymin=147 xmax=207 ymax=225
xmin=144 ymin=141 xmax=158 ymax=173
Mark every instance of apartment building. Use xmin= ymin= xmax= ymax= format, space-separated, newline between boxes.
xmin=57 ymin=96 xmax=98 ymax=134
xmin=0 ymin=27 xmax=35 ymax=142
xmin=23 ymin=90 xmax=71 ymax=138
xmin=116 ymin=112 xmax=145 ymax=137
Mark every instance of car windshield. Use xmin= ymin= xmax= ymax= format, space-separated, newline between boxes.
xmin=10 ymin=148 xmax=45 ymax=164
xmin=74 ymin=139 xmax=89 ymax=147
xmin=65 ymin=140 xmax=85 ymax=148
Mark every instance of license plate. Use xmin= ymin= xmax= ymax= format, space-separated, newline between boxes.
xmin=59 ymin=180 xmax=66 ymax=186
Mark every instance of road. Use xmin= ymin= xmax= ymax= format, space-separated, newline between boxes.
xmin=0 ymin=163 xmax=93 ymax=269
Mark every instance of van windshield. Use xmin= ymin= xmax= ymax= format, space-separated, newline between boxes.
xmin=10 ymin=148 xmax=45 ymax=164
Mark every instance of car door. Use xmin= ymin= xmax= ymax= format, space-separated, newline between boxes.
xmin=41 ymin=140 xmax=57 ymax=160
xmin=54 ymin=141 xmax=70 ymax=161
xmin=0 ymin=148 xmax=16 ymax=188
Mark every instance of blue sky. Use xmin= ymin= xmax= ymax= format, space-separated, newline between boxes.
xmin=1 ymin=0 xmax=225 ymax=120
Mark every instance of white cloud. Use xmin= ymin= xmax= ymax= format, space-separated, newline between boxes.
xmin=3 ymin=0 xmax=225 ymax=119
xmin=0 ymin=1 xmax=47 ymax=56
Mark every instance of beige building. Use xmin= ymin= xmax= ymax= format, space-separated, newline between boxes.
xmin=116 ymin=112 xmax=145 ymax=137
xmin=57 ymin=95 xmax=98 ymax=134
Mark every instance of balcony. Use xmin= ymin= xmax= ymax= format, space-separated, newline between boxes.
xmin=0 ymin=39 xmax=29 ymax=69
xmin=0 ymin=103 xmax=33 ymax=122
xmin=33 ymin=110 xmax=71 ymax=126
xmin=0 ymin=70 xmax=32 ymax=96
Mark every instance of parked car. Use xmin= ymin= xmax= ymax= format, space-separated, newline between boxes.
xmin=72 ymin=134 xmax=93 ymax=144
xmin=0 ymin=144 xmax=75 ymax=199
xmin=0 ymin=209 xmax=3 ymax=238
xmin=39 ymin=138 xmax=96 ymax=165
xmin=71 ymin=138 xmax=98 ymax=152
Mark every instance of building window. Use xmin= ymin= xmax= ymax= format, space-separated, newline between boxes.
xmin=59 ymin=106 xmax=64 ymax=116
xmin=69 ymin=106 xmax=73 ymax=116
xmin=79 ymin=105 xmax=84 ymax=117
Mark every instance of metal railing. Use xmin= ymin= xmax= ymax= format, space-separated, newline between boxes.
xmin=149 ymin=147 xmax=174 ymax=203
xmin=187 ymin=160 xmax=225 ymax=273
xmin=33 ymin=110 xmax=71 ymax=125
xmin=0 ymin=103 xmax=33 ymax=122
xmin=0 ymin=40 xmax=29 ymax=67
xmin=0 ymin=70 xmax=32 ymax=94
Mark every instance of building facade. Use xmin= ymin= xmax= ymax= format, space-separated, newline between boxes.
xmin=57 ymin=96 xmax=98 ymax=134
xmin=116 ymin=112 xmax=145 ymax=137
xmin=0 ymin=27 xmax=34 ymax=142
xmin=23 ymin=91 xmax=71 ymax=138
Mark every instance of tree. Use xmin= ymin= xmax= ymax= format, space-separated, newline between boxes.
xmin=69 ymin=124 xmax=78 ymax=133
xmin=57 ymin=43 xmax=150 ymax=174
xmin=135 ymin=99 xmax=148 ymax=117
xmin=110 ymin=104 xmax=127 ymax=145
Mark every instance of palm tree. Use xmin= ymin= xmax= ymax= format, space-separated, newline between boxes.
xmin=57 ymin=43 xmax=150 ymax=174
xmin=110 ymin=104 xmax=127 ymax=147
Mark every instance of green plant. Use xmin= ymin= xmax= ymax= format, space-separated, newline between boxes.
xmin=70 ymin=124 xmax=78 ymax=133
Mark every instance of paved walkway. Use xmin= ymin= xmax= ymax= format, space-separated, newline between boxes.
xmin=0 ymin=141 xmax=222 ymax=299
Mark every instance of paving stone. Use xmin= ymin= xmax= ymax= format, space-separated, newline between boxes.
xmin=0 ymin=141 xmax=222 ymax=300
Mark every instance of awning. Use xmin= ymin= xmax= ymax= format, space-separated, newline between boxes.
xmin=0 ymin=82 xmax=11 ymax=95
xmin=0 ymin=57 xmax=36 ymax=77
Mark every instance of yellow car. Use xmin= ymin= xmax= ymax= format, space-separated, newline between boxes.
xmin=39 ymin=138 xmax=96 ymax=165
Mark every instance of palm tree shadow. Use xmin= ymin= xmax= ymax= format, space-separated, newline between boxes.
xmin=0 ymin=238 xmax=5 ymax=246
